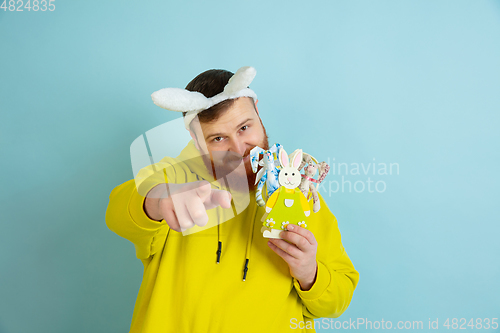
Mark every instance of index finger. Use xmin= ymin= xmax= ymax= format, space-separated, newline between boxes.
xmin=203 ymin=189 xmax=232 ymax=210
xmin=285 ymin=224 xmax=317 ymax=246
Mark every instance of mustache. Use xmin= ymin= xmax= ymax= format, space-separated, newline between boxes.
xmin=215 ymin=150 xmax=251 ymax=163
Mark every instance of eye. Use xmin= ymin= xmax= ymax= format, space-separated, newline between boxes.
xmin=292 ymin=173 xmax=295 ymax=176
xmin=213 ymin=136 xmax=223 ymax=142
xmin=284 ymin=173 xmax=288 ymax=176
xmin=240 ymin=125 xmax=248 ymax=131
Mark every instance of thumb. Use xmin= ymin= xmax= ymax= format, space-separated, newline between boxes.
xmin=204 ymin=189 xmax=232 ymax=210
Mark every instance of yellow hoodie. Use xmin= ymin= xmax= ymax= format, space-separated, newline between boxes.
xmin=105 ymin=140 xmax=359 ymax=333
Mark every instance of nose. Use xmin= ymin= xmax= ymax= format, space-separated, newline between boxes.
xmin=228 ymin=138 xmax=247 ymax=157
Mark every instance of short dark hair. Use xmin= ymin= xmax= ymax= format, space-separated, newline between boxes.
xmin=184 ymin=69 xmax=253 ymax=126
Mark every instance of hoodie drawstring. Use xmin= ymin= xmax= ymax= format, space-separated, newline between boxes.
xmin=243 ymin=199 xmax=257 ymax=281
xmin=215 ymin=195 xmax=258 ymax=281
xmin=216 ymin=223 xmax=222 ymax=264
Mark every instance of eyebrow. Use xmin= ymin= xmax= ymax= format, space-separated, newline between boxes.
xmin=204 ymin=118 xmax=253 ymax=141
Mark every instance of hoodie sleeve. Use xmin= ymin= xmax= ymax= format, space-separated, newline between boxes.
xmin=105 ymin=178 xmax=171 ymax=261
xmin=292 ymin=194 xmax=359 ymax=319
xmin=105 ymin=160 xmax=179 ymax=260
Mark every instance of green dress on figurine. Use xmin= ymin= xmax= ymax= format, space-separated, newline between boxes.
xmin=262 ymin=187 xmax=309 ymax=232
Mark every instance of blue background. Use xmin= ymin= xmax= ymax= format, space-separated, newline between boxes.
xmin=1 ymin=1 xmax=499 ymax=332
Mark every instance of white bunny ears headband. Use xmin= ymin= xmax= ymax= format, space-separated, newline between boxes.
xmin=151 ymin=66 xmax=258 ymax=130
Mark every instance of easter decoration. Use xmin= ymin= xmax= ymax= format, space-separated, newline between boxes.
xmin=250 ymin=143 xmax=282 ymax=206
xmin=260 ymin=148 xmax=310 ymax=239
xmin=297 ymin=153 xmax=330 ymax=213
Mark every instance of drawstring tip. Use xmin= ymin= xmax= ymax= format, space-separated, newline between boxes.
xmin=216 ymin=241 xmax=222 ymax=264
xmin=242 ymin=259 xmax=249 ymax=281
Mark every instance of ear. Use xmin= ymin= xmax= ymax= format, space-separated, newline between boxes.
xmin=189 ymin=130 xmax=201 ymax=151
xmin=151 ymin=88 xmax=209 ymax=112
xmin=294 ymin=150 xmax=307 ymax=170
xmin=317 ymin=162 xmax=330 ymax=183
xmin=297 ymin=156 xmax=307 ymax=171
xmin=310 ymin=154 xmax=318 ymax=164
xmin=292 ymin=149 xmax=303 ymax=169
xmin=279 ymin=147 xmax=289 ymax=168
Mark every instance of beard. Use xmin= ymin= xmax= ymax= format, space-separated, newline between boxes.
xmin=201 ymin=126 xmax=270 ymax=194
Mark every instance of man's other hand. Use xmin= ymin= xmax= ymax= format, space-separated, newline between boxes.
xmin=267 ymin=224 xmax=318 ymax=291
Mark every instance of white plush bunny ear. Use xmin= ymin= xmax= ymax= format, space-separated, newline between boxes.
xmin=151 ymin=66 xmax=258 ymax=130
xmin=291 ymin=149 xmax=303 ymax=169
xmin=151 ymin=88 xmax=210 ymax=112
xmin=223 ymin=66 xmax=256 ymax=95
xmin=279 ymin=147 xmax=289 ymax=168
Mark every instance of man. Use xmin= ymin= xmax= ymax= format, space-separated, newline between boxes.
xmin=106 ymin=66 xmax=359 ymax=333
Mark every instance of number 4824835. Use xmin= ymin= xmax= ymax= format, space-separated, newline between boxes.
xmin=1 ymin=0 xmax=56 ymax=11
xmin=443 ymin=318 xmax=498 ymax=330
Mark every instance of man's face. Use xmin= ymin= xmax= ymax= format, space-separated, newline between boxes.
xmin=190 ymin=97 xmax=269 ymax=189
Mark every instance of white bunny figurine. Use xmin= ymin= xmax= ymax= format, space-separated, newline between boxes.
xmin=261 ymin=148 xmax=311 ymax=239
